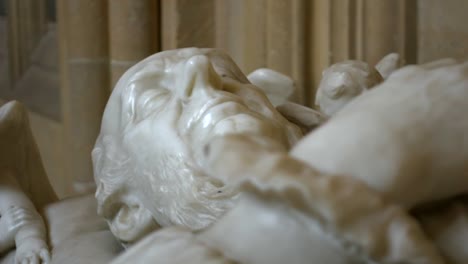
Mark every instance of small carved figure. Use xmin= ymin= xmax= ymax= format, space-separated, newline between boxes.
xmin=0 ymin=101 xmax=57 ymax=264
xmin=0 ymin=102 xmax=122 ymax=264
xmin=315 ymin=53 xmax=400 ymax=117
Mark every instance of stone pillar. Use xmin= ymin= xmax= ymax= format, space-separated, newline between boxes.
xmin=215 ymin=0 xmax=306 ymax=104
xmin=265 ymin=0 xmax=305 ymax=103
xmin=357 ymin=0 xmax=410 ymax=65
xmin=214 ymin=0 xmax=245 ymax=68
xmin=108 ymin=0 xmax=159 ymax=88
xmin=7 ymin=0 xmax=47 ymax=83
xmin=161 ymin=0 xmax=216 ymax=50
xmin=58 ymin=0 xmax=109 ymax=193
xmin=418 ymin=0 xmax=468 ymax=63
xmin=308 ymin=0 xmax=417 ymax=105
xmin=240 ymin=0 xmax=267 ymax=74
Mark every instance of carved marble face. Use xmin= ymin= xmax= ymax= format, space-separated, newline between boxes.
xmin=315 ymin=61 xmax=383 ymax=117
xmin=92 ymin=48 xmax=302 ymax=244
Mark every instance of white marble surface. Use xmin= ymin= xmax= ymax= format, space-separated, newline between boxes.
xmin=2 ymin=48 xmax=467 ymax=263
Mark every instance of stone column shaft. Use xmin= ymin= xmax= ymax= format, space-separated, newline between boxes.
xmin=108 ymin=0 xmax=159 ymax=88
xmin=58 ymin=0 xmax=109 ymax=193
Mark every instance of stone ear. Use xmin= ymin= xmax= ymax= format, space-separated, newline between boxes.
xmin=109 ymin=202 xmax=159 ymax=244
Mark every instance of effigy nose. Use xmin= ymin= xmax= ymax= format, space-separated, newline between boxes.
xmin=176 ymin=55 xmax=222 ymax=98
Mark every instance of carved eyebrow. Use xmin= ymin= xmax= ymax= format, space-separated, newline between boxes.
xmin=135 ymin=89 xmax=171 ymax=122
xmin=122 ymin=82 xmax=142 ymax=124
xmin=124 ymin=76 xmax=176 ymax=127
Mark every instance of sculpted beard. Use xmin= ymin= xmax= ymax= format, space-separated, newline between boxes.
xmin=93 ymin=134 xmax=239 ymax=232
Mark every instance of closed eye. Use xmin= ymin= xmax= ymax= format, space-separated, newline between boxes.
xmin=135 ymin=89 xmax=171 ymax=121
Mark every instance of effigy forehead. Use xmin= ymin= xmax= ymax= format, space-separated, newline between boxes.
xmin=100 ymin=48 xmax=251 ymax=136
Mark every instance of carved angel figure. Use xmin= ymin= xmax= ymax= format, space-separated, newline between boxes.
xmin=0 ymin=102 xmax=122 ymax=264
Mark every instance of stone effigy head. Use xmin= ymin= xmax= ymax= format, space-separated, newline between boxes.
xmin=91 ymin=48 xmax=302 ymax=244
xmin=315 ymin=60 xmax=383 ymax=117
